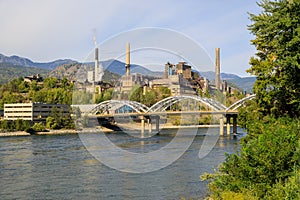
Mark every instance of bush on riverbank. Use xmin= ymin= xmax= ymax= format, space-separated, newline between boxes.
xmin=201 ymin=117 xmax=300 ymax=199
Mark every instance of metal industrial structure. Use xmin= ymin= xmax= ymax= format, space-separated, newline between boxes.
xmin=215 ymin=47 xmax=221 ymax=90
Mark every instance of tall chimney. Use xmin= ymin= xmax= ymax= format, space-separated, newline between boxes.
xmin=95 ymin=47 xmax=99 ymax=82
xmin=215 ymin=48 xmax=220 ymax=90
xmin=125 ymin=42 xmax=130 ymax=76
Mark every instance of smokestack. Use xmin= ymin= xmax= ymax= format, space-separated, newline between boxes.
xmin=215 ymin=48 xmax=220 ymax=90
xmin=125 ymin=42 xmax=130 ymax=76
xmin=95 ymin=47 xmax=99 ymax=82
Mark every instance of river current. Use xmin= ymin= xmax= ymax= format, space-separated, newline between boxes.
xmin=0 ymin=128 xmax=245 ymax=199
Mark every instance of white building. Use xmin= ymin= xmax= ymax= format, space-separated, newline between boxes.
xmin=4 ymin=102 xmax=70 ymax=121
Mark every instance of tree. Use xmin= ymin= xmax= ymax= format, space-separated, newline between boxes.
xmin=44 ymin=77 xmax=58 ymax=89
xmin=156 ymin=86 xmax=171 ymax=100
xmin=1 ymin=120 xmax=11 ymax=131
xmin=129 ymin=86 xmax=143 ymax=102
xmin=247 ymin=0 xmax=300 ymax=118
xmin=18 ymin=81 xmax=29 ymax=93
xmin=15 ymin=119 xmax=24 ymax=131
xmin=32 ymin=122 xmax=46 ymax=132
xmin=46 ymin=116 xmax=59 ymax=129
xmin=143 ymin=90 xmax=157 ymax=107
xmin=30 ymin=80 xmax=39 ymax=91
xmin=202 ymin=117 xmax=300 ymax=199
xmin=202 ymin=1 xmax=300 ymax=199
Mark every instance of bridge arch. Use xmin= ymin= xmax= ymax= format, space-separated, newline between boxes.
xmin=226 ymin=94 xmax=256 ymax=111
xmin=148 ymin=95 xmax=227 ymax=112
xmin=84 ymin=94 xmax=256 ymax=115
xmin=88 ymin=100 xmax=150 ymax=115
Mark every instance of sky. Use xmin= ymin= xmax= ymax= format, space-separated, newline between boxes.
xmin=0 ymin=0 xmax=261 ymax=77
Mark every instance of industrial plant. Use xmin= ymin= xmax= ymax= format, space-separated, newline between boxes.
xmin=79 ymin=42 xmax=237 ymax=102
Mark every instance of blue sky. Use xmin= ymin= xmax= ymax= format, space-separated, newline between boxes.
xmin=0 ymin=0 xmax=261 ymax=76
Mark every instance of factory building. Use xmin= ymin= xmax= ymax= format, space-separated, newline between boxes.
xmin=153 ymin=61 xmax=198 ymax=96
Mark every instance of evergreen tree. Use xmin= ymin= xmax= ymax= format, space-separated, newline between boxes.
xmin=248 ymin=0 xmax=300 ymax=117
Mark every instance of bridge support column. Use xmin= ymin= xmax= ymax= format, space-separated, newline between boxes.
xmin=219 ymin=117 xmax=224 ymax=136
xmin=155 ymin=115 xmax=160 ymax=134
xmin=233 ymin=115 xmax=237 ymax=135
xmin=140 ymin=116 xmax=145 ymax=138
xmin=226 ymin=115 xmax=231 ymax=135
xmin=148 ymin=118 xmax=152 ymax=135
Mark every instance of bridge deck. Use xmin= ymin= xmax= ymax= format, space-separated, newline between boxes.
xmin=90 ymin=110 xmax=238 ymax=118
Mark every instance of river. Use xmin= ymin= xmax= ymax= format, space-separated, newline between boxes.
xmin=0 ymin=128 xmax=245 ymax=199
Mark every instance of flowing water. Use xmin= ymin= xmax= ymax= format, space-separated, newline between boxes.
xmin=0 ymin=128 xmax=245 ymax=199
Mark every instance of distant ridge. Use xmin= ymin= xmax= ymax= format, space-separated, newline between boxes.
xmin=0 ymin=53 xmax=77 ymax=70
xmin=99 ymin=59 xmax=163 ymax=77
xmin=199 ymin=71 xmax=241 ymax=80
xmin=0 ymin=53 xmax=255 ymax=92
xmin=0 ymin=63 xmax=49 ymax=84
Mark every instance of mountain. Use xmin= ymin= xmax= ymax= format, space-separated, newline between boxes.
xmin=0 ymin=53 xmax=255 ymax=92
xmin=199 ymin=71 xmax=240 ymax=80
xmin=48 ymin=62 xmax=121 ymax=85
xmin=199 ymin=71 xmax=255 ymax=93
xmin=226 ymin=77 xmax=256 ymax=93
xmin=0 ymin=53 xmax=77 ymax=70
xmin=99 ymin=59 xmax=163 ymax=77
xmin=0 ymin=63 xmax=49 ymax=84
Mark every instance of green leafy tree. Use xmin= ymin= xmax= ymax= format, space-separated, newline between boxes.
xmin=32 ymin=122 xmax=46 ymax=132
xmin=18 ymin=81 xmax=29 ymax=93
xmin=203 ymin=1 xmax=300 ymax=199
xmin=15 ymin=119 xmax=24 ymax=131
xmin=129 ymin=86 xmax=143 ymax=102
xmin=156 ymin=86 xmax=171 ymax=100
xmin=143 ymin=90 xmax=157 ymax=107
xmin=248 ymin=0 xmax=300 ymax=117
xmin=1 ymin=119 xmax=11 ymax=131
xmin=202 ymin=117 xmax=300 ymax=199
xmin=46 ymin=116 xmax=59 ymax=129
xmin=44 ymin=77 xmax=58 ymax=89
xmin=30 ymin=80 xmax=40 ymax=91
xmin=102 ymin=88 xmax=113 ymax=101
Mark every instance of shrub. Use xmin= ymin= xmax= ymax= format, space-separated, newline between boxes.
xmin=32 ymin=122 xmax=46 ymax=132
xmin=203 ymin=117 xmax=300 ymax=199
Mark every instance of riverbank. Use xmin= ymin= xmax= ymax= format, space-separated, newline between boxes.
xmin=0 ymin=126 xmax=117 ymax=137
xmin=0 ymin=130 xmax=78 ymax=137
xmin=0 ymin=124 xmax=234 ymax=137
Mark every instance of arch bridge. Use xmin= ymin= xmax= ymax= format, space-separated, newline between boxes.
xmin=87 ymin=95 xmax=236 ymax=115
xmin=78 ymin=94 xmax=256 ymax=136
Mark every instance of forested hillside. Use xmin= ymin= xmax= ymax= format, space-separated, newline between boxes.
xmin=0 ymin=77 xmax=73 ymax=109
xmin=0 ymin=63 xmax=49 ymax=84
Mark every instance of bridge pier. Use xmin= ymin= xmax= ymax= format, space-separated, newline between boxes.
xmin=219 ymin=117 xmax=224 ymax=136
xmin=233 ymin=115 xmax=237 ymax=135
xmin=140 ymin=116 xmax=145 ymax=138
xmin=155 ymin=115 xmax=160 ymax=133
xmin=225 ymin=114 xmax=238 ymax=135
xmin=226 ymin=115 xmax=231 ymax=136
xmin=148 ymin=118 xmax=152 ymax=135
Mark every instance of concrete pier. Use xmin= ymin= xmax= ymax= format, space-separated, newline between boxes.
xmin=141 ymin=116 xmax=145 ymax=138
xmin=155 ymin=115 xmax=160 ymax=133
xmin=226 ymin=115 xmax=231 ymax=135
xmin=148 ymin=118 xmax=152 ymax=135
xmin=219 ymin=117 xmax=224 ymax=136
xmin=233 ymin=116 xmax=237 ymax=135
